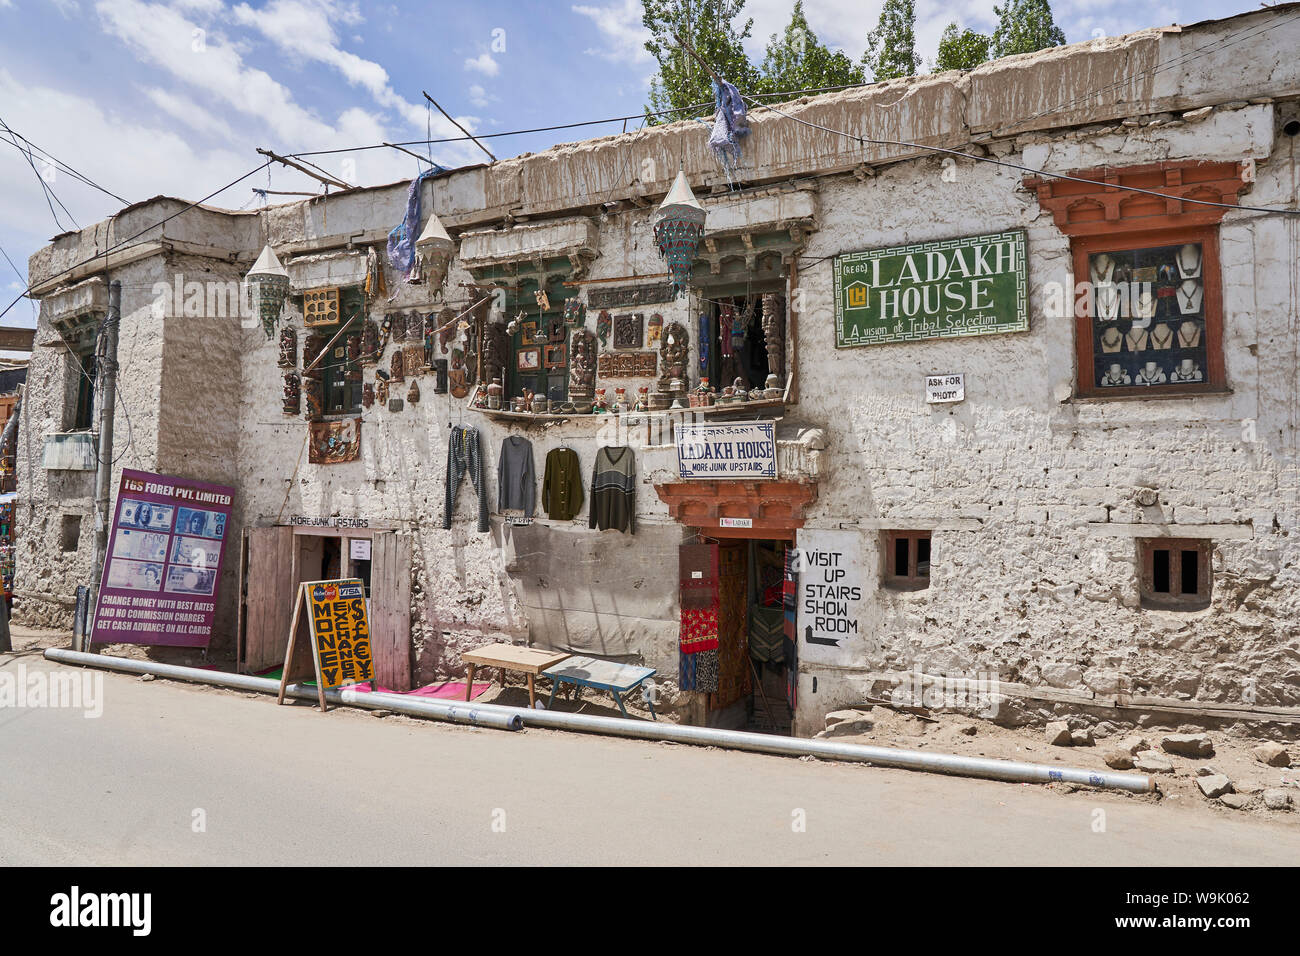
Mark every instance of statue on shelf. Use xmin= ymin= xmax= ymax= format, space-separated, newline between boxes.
xmin=482 ymin=319 xmax=507 ymax=392
xmin=569 ymin=328 xmax=596 ymax=409
xmin=762 ymin=293 xmax=785 ymax=383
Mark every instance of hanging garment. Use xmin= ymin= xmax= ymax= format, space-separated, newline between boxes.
xmin=496 ymin=436 xmax=536 ymax=517
xmin=749 ymin=606 xmax=785 ymax=664
xmin=680 ymin=606 xmax=720 ymax=654
xmin=443 ymin=424 xmax=488 ymax=532
xmin=680 ymin=647 xmax=720 ymax=693
xmin=589 ymin=446 xmax=635 ymax=534
xmin=542 ymin=447 xmax=584 ymax=521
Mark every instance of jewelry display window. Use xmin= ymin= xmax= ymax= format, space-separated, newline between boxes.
xmin=1073 ymin=227 xmax=1223 ymax=398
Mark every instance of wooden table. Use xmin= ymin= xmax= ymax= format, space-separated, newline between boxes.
xmin=460 ymin=643 xmax=570 ymax=707
xmin=543 ymin=656 xmax=658 ymax=719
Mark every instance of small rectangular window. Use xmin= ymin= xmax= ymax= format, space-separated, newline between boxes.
xmin=883 ymin=531 xmax=931 ymax=590
xmin=1140 ymin=538 xmax=1211 ymax=610
xmin=70 ymin=352 xmax=97 ymax=431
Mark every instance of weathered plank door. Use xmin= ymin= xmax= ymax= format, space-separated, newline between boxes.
xmin=242 ymin=526 xmax=296 ymax=674
xmin=370 ymin=531 xmax=412 ymax=691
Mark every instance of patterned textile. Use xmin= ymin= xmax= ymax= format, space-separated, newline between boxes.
xmin=443 ymin=424 xmax=489 ymax=532
xmin=679 ymin=541 xmax=718 ymax=609
xmin=748 ymin=606 xmax=785 ymax=664
xmin=680 ymin=648 xmax=719 ymax=693
xmin=680 ymin=606 xmax=719 ymax=654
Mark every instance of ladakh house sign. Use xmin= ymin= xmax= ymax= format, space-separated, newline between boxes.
xmin=834 ymin=230 xmax=1028 ymax=347
xmin=91 ymin=469 xmax=235 ymax=648
xmin=677 ymin=421 xmax=777 ymax=480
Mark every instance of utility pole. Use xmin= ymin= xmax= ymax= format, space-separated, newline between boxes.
xmin=88 ymin=279 xmax=120 ymax=652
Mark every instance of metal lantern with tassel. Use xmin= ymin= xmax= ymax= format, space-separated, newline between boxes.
xmin=246 ymin=244 xmax=290 ymax=340
xmin=653 ymin=169 xmax=706 ymax=299
xmin=415 ymin=210 xmax=454 ymax=290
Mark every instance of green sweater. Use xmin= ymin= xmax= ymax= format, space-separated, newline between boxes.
xmin=542 ymin=447 xmax=584 ymax=521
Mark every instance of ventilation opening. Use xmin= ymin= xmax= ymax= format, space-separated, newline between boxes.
xmin=1181 ymin=549 xmax=1200 ymax=595
xmin=60 ymin=515 xmax=82 ymax=553
xmin=1152 ymin=548 xmax=1170 ymax=593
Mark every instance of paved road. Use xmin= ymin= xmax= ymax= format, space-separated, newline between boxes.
xmin=2 ymin=651 xmax=1298 ymax=865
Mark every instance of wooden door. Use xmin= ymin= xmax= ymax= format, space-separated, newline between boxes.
xmin=242 ymin=526 xmax=296 ymax=674
xmin=370 ymin=531 xmax=412 ymax=691
xmin=712 ymin=541 xmax=751 ymax=710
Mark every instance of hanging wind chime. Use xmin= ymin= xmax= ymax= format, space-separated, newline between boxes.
xmin=245 ymin=244 xmax=290 ymax=340
xmin=653 ymin=168 xmax=707 ymax=299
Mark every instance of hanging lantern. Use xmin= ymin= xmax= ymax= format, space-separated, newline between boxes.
xmin=653 ymin=169 xmax=706 ymax=299
xmin=245 ymin=244 xmax=290 ymax=340
xmin=415 ymin=210 xmax=455 ymax=290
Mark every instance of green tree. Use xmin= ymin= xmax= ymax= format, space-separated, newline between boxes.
xmin=863 ymin=0 xmax=920 ymax=81
xmin=933 ymin=22 xmax=992 ymax=72
xmin=990 ymin=0 xmax=1066 ymax=58
xmin=642 ymin=0 xmax=757 ymax=122
xmin=756 ymin=1 xmax=864 ymax=97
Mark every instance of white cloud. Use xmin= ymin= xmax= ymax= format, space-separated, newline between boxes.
xmin=143 ymin=86 xmax=237 ymax=140
xmin=463 ymin=52 xmax=499 ymax=76
xmin=49 ymin=0 xmax=82 ymax=16
xmin=229 ymin=0 xmax=430 ymax=129
xmin=467 ymin=83 xmax=494 ymax=108
xmin=572 ymin=0 xmax=652 ymax=63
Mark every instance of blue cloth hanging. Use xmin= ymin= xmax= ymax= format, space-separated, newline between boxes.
xmin=387 ymin=164 xmax=447 ymax=277
xmin=708 ymin=78 xmax=750 ymax=177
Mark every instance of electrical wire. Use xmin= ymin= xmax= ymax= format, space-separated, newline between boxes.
xmin=0 ymin=159 xmax=274 ymax=324
xmin=740 ymin=95 xmax=1300 ymax=216
xmin=279 ymin=80 xmax=880 ymax=161
xmin=0 ymin=116 xmax=130 ymax=206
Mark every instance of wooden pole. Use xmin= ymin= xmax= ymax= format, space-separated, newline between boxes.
xmin=256 ymin=148 xmax=352 ymax=190
xmin=277 ymin=584 xmax=305 ymax=705
xmin=422 ymin=93 xmax=497 ymax=163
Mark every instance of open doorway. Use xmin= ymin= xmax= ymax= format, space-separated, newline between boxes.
xmin=680 ymin=535 xmax=795 ymax=735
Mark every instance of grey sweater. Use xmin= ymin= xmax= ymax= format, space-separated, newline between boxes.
xmin=496 ymin=436 xmax=536 ymax=517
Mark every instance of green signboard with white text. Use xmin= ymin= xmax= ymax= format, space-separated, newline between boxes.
xmin=834 ymin=230 xmax=1028 ymax=347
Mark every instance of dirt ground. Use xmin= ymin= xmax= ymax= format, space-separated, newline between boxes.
xmin=13 ymin=625 xmax=1297 ymax=818
xmin=814 ymin=705 xmax=1300 ymax=818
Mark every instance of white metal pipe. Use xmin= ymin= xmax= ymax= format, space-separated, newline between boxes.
xmin=359 ymin=689 xmax=1155 ymax=793
xmin=43 ymin=648 xmax=522 ymax=732
xmin=44 ymin=648 xmax=1153 ymax=793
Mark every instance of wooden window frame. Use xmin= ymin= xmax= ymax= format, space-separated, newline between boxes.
xmin=881 ymin=530 xmax=931 ymax=591
xmin=1138 ymin=537 xmax=1212 ymax=610
xmin=1072 ymin=225 xmax=1225 ymax=399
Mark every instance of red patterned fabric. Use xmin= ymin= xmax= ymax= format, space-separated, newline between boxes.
xmin=680 ymin=606 xmax=719 ymax=654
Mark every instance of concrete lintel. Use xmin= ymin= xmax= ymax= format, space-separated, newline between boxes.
xmin=1085 ymin=522 xmax=1254 ymax=539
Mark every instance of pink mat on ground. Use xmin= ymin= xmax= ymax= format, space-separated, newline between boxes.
xmin=346 ymin=680 xmax=492 ymax=700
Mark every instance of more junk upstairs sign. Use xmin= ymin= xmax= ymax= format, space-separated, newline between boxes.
xmin=834 ymin=230 xmax=1028 ymax=347
xmin=676 ymin=421 xmax=777 ymax=480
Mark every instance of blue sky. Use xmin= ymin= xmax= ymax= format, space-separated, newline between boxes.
xmin=0 ymin=0 xmax=1259 ymax=327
